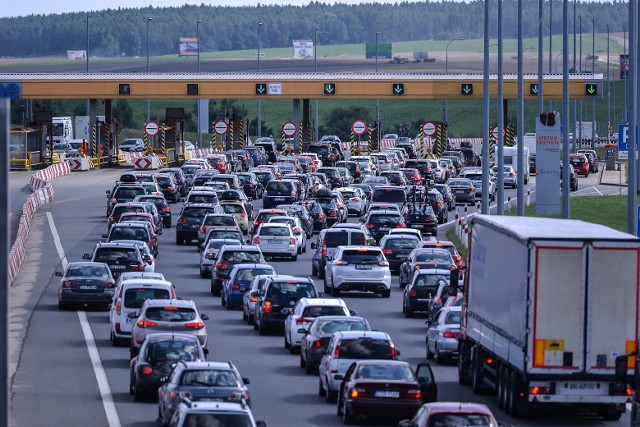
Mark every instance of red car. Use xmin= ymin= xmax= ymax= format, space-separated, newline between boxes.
xmin=421 ymin=240 xmax=464 ymax=270
xmin=207 ymin=155 xmax=228 ymax=174
xmin=569 ymin=153 xmax=590 ymax=177
xmin=399 ymin=168 xmax=423 ymax=185
xmin=399 ymin=402 xmax=500 ymax=427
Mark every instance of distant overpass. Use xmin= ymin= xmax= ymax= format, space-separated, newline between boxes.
xmin=1 ymin=72 xmax=603 ymax=100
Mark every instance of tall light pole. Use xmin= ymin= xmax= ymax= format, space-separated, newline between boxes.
xmin=497 ymin=0 xmax=505 ymax=215
xmin=481 ymin=0 xmax=490 ymax=214
xmin=607 ymin=24 xmax=610 ymax=137
xmin=548 ymin=0 xmax=553 ymax=111
xmin=85 ymin=14 xmax=91 ymax=116
xmin=375 ymin=31 xmax=380 ymax=136
xmin=257 ymin=22 xmax=263 ymax=137
xmin=554 ymin=52 xmax=563 ymax=73
xmin=591 ymin=19 xmax=596 ymax=147
xmin=445 ymin=37 xmax=464 ymax=122
xmin=562 ymin=0 xmax=571 ymax=219
xmin=517 ymin=0 xmax=524 ymax=216
xmin=197 ymin=19 xmax=202 ymax=148
xmin=537 ymin=0 xmax=544 ymax=113
xmin=146 ymin=17 xmax=152 ymax=122
xmin=314 ymin=26 xmax=319 ymax=142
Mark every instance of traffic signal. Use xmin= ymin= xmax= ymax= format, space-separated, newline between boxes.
xmin=324 ymin=83 xmax=336 ymax=95
xmin=461 ymin=83 xmax=473 ymax=95
xmin=585 ymin=83 xmax=598 ymax=96
xmin=392 ymin=83 xmax=404 ymax=95
xmin=255 ymin=83 xmax=267 ymax=95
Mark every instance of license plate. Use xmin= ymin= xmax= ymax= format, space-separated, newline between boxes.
xmin=79 ymin=285 xmax=97 ymax=290
xmin=379 ymin=227 xmax=390 ymax=231
xmin=455 ymin=190 xmax=464 ymax=193
xmin=568 ymin=382 xmax=596 ymax=389
xmin=410 ymin=224 xmax=422 ymax=229
xmin=355 ymin=264 xmax=372 ymax=270
xmin=274 ymin=197 xmax=285 ymax=201
xmin=110 ymin=265 xmax=126 ymax=270
xmin=374 ymin=390 xmax=399 ymax=398
xmin=198 ymin=397 xmax=224 ymax=402
xmin=397 ymin=254 xmax=408 ymax=259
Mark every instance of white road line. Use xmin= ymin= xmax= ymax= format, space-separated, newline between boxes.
xmin=46 ymin=212 xmax=122 ymax=427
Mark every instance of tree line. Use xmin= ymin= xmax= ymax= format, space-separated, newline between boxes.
xmin=0 ymin=1 xmax=630 ymax=58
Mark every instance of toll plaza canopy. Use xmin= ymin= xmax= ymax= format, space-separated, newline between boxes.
xmin=1 ymin=72 xmax=603 ymax=100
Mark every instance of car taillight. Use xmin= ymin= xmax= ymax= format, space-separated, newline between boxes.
xmin=131 ymin=264 xmax=145 ymax=271
xmin=205 ymin=252 xmax=216 ymax=260
xmin=108 ymin=216 xmax=114 ymax=222
xmin=530 ymin=385 xmax=553 ymax=395
xmin=229 ymin=391 xmax=250 ymax=401
xmin=335 ymin=260 xmax=350 ymax=266
xmin=232 ymin=283 xmax=241 ymax=290
xmin=161 ymin=207 xmax=170 ymax=212
xmin=442 ymin=331 xmax=458 ymax=339
xmin=115 ymin=303 xmax=121 ymax=315
xmin=365 ymin=223 xmax=374 ymax=229
xmin=382 ymin=249 xmax=392 ymax=254
xmin=136 ymin=320 xmax=157 ymax=328
xmin=249 ymin=183 xmax=255 ymax=188
xmin=216 ymin=262 xmax=229 ymax=269
xmin=105 ymin=279 xmax=115 ymax=288
xmin=378 ymin=260 xmax=389 ymax=266
xmin=409 ymin=289 xmax=417 ymax=297
xmin=407 ymin=389 xmax=421 ymax=399
xmin=293 ymin=227 xmax=301 ymax=234
xmin=296 ymin=317 xmax=313 ymax=325
xmin=185 ymin=322 xmax=205 ymax=329
xmin=147 ymin=258 xmax=153 ymax=265
xmin=151 ymin=238 xmax=157 ymax=245
xmin=177 ymin=218 xmax=188 ymax=224
xmin=200 ymin=226 xmax=206 ymax=234
xmin=318 ymin=213 xmax=325 ymax=219
xmin=141 ymin=366 xmax=154 ymax=376
xmin=391 ymin=347 xmax=398 ymax=358
xmin=351 ymin=197 xmax=361 ymax=202
xmin=61 ymin=280 xmax=72 ymax=288
xmin=328 ymin=212 xmax=337 ymax=217
xmin=509 ymin=172 xmax=515 ymax=176
xmin=240 ymin=211 xmax=246 ymax=218
xmin=263 ymin=301 xmax=272 ymax=313
xmin=321 ymin=241 xmax=327 ymax=257
xmin=111 ymin=198 xmax=117 ymax=204
xmin=395 ymin=224 xmax=406 ymax=228
xmin=167 ymin=187 xmax=174 ymax=191
xmin=350 ymin=388 xmax=366 ymax=398
xmin=434 ymin=202 xmax=442 ymax=207
xmin=427 ymin=215 xmax=436 ymax=221
xmin=250 ymin=295 xmax=258 ymax=303
xmin=290 ymin=237 xmax=296 ymax=245
xmin=313 ymin=340 xmax=324 ymax=348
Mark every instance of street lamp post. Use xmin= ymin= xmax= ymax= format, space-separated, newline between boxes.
xmin=591 ymin=19 xmax=596 ymax=147
xmin=445 ymin=38 xmax=464 ymax=122
xmin=257 ymin=22 xmax=263 ymax=137
xmin=375 ymin=32 xmax=380 ymax=137
xmin=146 ymin=17 xmax=152 ymax=122
xmin=314 ymin=26 xmax=319 ymax=142
xmin=86 ymin=14 xmax=91 ymax=116
xmin=607 ymin=24 xmax=610 ymax=136
xmin=197 ymin=19 xmax=202 ymax=148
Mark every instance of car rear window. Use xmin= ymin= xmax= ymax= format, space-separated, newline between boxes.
xmin=324 ymin=232 xmax=349 ymax=247
xmin=115 ymin=187 xmax=145 ymax=199
xmin=341 ymin=249 xmax=384 ymax=264
xmin=183 ymin=414 xmax=252 ymax=425
xmin=357 ymin=364 xmax=414 ymax=381
xmin=446 ymin=312 xmax=461 ymax=324
xmin=204 ymin=216 xmax=237 ymax=227
xmin=66 ymin=265 xmax=110 ymax=278
xmin=415 ymin=253 xmax=452 ymax=263
xmin=180 ymin=369 xmax=239 ymax=387
xmin=144 ymin=306 xmax=196 ymax=321
xmin=207 ymin=232 xmax=243 ymax=242
xmin=236 ymin=268 xmax=274 ymax=282
xmin=221 ymin=204 xmax=244 ymax=214
xmin=369 ymin=214 xmax=403 ymax=224
xmin=259 ymin=226 xmax=291 ymax=237
xmin=210 ymin=177 xmax=236 ymax=187
xmin=372 ymin=188 xmax=406 ymax=203
xmin=112 ymin=206 xmax=144 ymax=217
xmin=123 ymin=288 xmax=170 ymax=308
xmin=110 ymin=227 xmax=148 ymax=241
xmin=319 ymin=320 xmax=369 ymax=334
xmin=428 ymin=414 xmax=493 ymax=426
xmin=337 ymin=338 xmax=393 ymax=359
xmin=308 ymin=145 xmax=329 ymax=155
xmin=385 ymin=238 xmax=420 ymax=250
xmin=303 ymin=306 xmax=347 ymax=317
xmin=182 ymin=207 xmax=216 ymax=218
xmin=222 ymin=251 xmax=262 ymax=262
xmin=147 ymin=341 xmax=200 ymax=363
xmin=94 ymin=248 xmax=138 ymax=262
xmin=267 ymin=282 xmax=316 ymax=299
xmin=267 ymin=181 xmax=294 ymax=194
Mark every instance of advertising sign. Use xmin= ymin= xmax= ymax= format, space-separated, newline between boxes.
xmin=66 ymin=50 xmax=87 ymax=60
xmin=179 ymin=37 xmax=199 ymax=57
xmin=536 ymin=112 xmax=561 ymax=215
xmin=365 ymin=42 xmax=392 ymax=59
xmin=293 ymin=40 xmax=313 ymax=58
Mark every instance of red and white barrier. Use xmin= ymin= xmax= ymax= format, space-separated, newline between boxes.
xmin=133 ymin=156 xmax=163 ymax=170
xmin=380 ymin=138 xmax=397 ymax=150
xmin=68 ymin=157 xmax=91 ymax=171
xmin=29 ymin=161 xmax=71 ymax=191
xmin=124 ymin=152 xmax=146 ymax=163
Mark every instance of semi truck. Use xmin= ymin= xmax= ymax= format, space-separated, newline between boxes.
xmin=458 ymin=215 xmax=639 ymax=420
xmin=50 ymin=116 xmax=105 ymax=145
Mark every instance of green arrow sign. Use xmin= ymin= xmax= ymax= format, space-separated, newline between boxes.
xmin=324 ymin=83 xmax=336 ymax=95
xmin=393 ymin=83 xmax=405 ymax=95
xmin=529 ymin=83 xmax=539 ymax=95
xmin=461 ymin=83 xmax=473 ymax=95
xmin=255 ymin=83 xmax=267 ymax=95
xmin=585 ymin=83 xmax=598 ymax=96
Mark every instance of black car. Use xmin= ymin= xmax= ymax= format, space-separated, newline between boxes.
xmin=381 ymin=171 xmax=408 ymax=187
xmin=107 ymin=202 xmax=147 ymax=230
xmin=129 ymin=333 xmax=207 ymax=402
xmin=380 ymin=235 xmax=422 ymax=271
xmin=158 ymin=167 xmax=188 ymax=197
xmin=404 ymin=159 xmax=434 ymax=183
xmin=316 ymin=167 xmax=343 ymax=189
xmin=134 ymin=195 xmax=171 ymax=228
xmin=316 ymin=197 xmax=341 ymax=227
xmin=283 ymin=173 xmax=314 ymax=199
xmin=210 ymin=245 xmax=266 ymax=296
xmin=254 ymin=140 xmax=278 ymax=164
xmin=402 ymin=270 xmax=453 ymax=317
xmin=263 ymin=179 xmax=300 ymax=209
xmin=364 ymin=210 xmax=406 ymax=243
xmin=192 ymin=170 xmax=220 ymax=187
xmin=176 ymin=204 xmax=223 ymax=245
xmin=232 ymin=149 xmax=253 ymax=171
xmin=154 ymin=173 xmax=180 ymax=203
xmin=251 ymin=168 xmax=276 ymax=189
xmin=83 ymin=242 xmax=145 ymax=279
xmin=56 ymin=261 xmax=115 ymax=310
xmin=434 ymin=184 xmax=456 ymax=211
xmin=396 ymin=142 xmax=418 ymax=159
xmin=106 ymin=184 xmax=147 ymax=215
xmin=399 ymin=248 xmax=457 ymax=288
xmin=426 ymin=190 xmax=448 ymax=224
xmin=236 ymin=172 xmax=264 ymax=200
xmin=336 ymin=161 xmax=362 ymax=184
xmin=308 ymin=144 xmax=337 ymax=166
xmin=295 ymin=200 xmax=327 ymax=232
xmin=402 ymin=204 xmax=438 ymax=237
xmin=529 ymin=155 xmax=537 ymax=174
xmin=277 ymin=204 xmax=314 ymax=238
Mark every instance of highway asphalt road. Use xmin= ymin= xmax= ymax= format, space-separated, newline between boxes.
xmin=9 ymin=168 xmax=628 ymax=427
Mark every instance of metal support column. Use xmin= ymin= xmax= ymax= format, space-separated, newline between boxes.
xmin=0 ymin=97 xmax=10 ymax=427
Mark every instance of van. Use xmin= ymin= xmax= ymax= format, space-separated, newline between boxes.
xmin=109 ymin=278 xmax=175 ymax=346
xmin=310 ymin=228 xmax=368 ymax=278
xmin=495 ymin=145 xmax=530 ymax=184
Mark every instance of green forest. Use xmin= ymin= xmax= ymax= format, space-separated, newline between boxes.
xmin=0 ymin=1 xmax=631 ymax=58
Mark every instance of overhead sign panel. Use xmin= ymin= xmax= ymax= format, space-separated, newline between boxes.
xmin=179 ymin=37 xmax=199 ymax=57
xmin=268 ymin=83 xmax=282 ymax=95
xmin=529 ymin=83 xmax=539 ymax=95
xmin=461 ymin=83 xmax=473 ymax=95
xmin=324 ymin=83 xmax=336 ymax=95
xmin=255 ymin=83 xmax=267 ymax=95
xmin=392 ymin=83 xmax=404 ymax=95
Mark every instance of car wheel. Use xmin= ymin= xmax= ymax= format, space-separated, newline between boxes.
xmin=200 ymin=269 xmax=206 ymax=279
xmin=176 ymin=236 xmax=183 ymax=245
xmin=253 ymin=317 xmax=259 ymax=330
xmin=297 ymin=246 xmax=302 ymax=255
xmin=404 ymin=301 xmax=413 ymax=318
xmin=133 ymin=380 xmax=145 ymax=402
xmin=248 ymin=313 xmax=255 ymax=325
xmin=318 ymin=267 xmax=325 ymax=279
xmin=258 ymin=321 xmax=268 ymax=336
xmin=129 ymin=373 xmax=135 ymax=395
xmin=300 ymin=353 xmax=306 ymax=368
xmin=342 ymin=400 xmax=355 ymax=424
xmin=284 ymin=334 xmax=291 ymax=349
xmin=305 ymin=358 xmax=316 ymax=375
xmin=221 ymin=294 xmax=226 ymax=307
xmin=164 ymin=222 xmax=171 ymax=228
xmin=381 ymin=289 xmax=391 ymax=298
xmin=326 ymin=387 xmax=337 ymax=404
xmin=58 ymin=301 xmax=66 ymax=311
xmin=434 ymin=344 xmax=443 ymax=364
xmin=426 ymin=337 xmax=434 ymax=359
xmin=330 ymin=284 xmax=341 ymax=297
xmin=302 ymin=244 xmax=307 ymax=253
xmin=291 ymin=254 xmax=298 ymax=261
xmin=312 ymin=264 xmax=318 ymax=277
xmin=318 ymin=377 xmax=326 ymax=396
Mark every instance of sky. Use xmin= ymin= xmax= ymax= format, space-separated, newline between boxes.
xmin=4 ymin=0 xmax=398 ymax=18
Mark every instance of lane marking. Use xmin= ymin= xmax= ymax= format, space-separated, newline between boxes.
xmin=46 ymin=212 xmax=122 ymax=427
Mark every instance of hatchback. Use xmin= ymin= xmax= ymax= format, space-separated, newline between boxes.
xmin=364 ymin=209 xmax=406 ymax=243
xmin=380 ymin=234 xmax=422 ymax=271
xmin=252 ymin=223 xmax=298 ymax=260
xmin=210 ymin=245 xmax=265 ymax=295
xmin=324 ymin=246 xmax=391 ymax=297
xmin=221 ymin=264 xmax=276 ymax=310
xmin=426 ymin=306 xmax=462 ymax=363
xmin=403 ymin=269 xmax=453 ymax=317
xmin=176 ymin=204 xmax=224 ymax=245
xmin=402 ymin=204 xmax=438 ymax=237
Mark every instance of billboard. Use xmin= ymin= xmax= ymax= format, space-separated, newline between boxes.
xmin=179 ymin=37 xmax=199 ymax=57
xmin=620 ymin=54 xmax=629 ymax=80
xmin=293 ymin=40 xmax=313 ymax=58
xmin=535 ymin=112 xmax=561 ymax=215
xmin=365 ymin=42 xmax=392 ymax=59
xmin=67 ymin=50 xmax=87 ymax=60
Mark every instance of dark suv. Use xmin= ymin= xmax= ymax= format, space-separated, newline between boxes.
xmin=82 ymin=242 xmax=145 ymax=278
xmin=134 ymin=195 xmax=171 ymax=228
xmin=158 ymin=167 xmax=188 ymax=198
xmin=106 ymin=184 xmax=146 ymax=216
xmin=176 ymin=204 xmax=224 ymax=245
xmin=402 ymin=203 xmax=438 ymax=236
xmin=254 ymin=140 xmax=278 ymax=164
xmin=263 ymin=179 xmax=299 ymax=209
xmin=427 ymin=189 xmax=448 ymax=224
xmin=308 ymin=144 xmax=337 ymax=167
xmin=154 ymin=173 xmax=179 ymax=203
xmin=364 ymin=210 xmax=406 ymax=243
xmin=210 ymin=245 xmax=266 ymax=296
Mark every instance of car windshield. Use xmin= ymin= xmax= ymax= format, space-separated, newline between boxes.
xmin=222 ymin=251 xmax=262 ymax=262
xmin=236 ymin=268 xmax=273 ymax=282
xmin=181 ymin=369 xmax=239 ymax=387
xmin=66 ymin=265 xmax=110 ymax=278
xmin=372 ymin=189 xmax=405 ymax=203
xmin=337 ymin=338 xmax=393 ymax=359
xmin=319 ymin=320 xmax=369 ymax=334
xmin=144 ymin=307 xmax=197 ymax=321
xmin=427 ymin=413 xmax=494 ymax=427
xmin=115 ymin=188 xmax=145 ymax=199
xmin=267 ymin=282 xmax=316 ymax=299
xmin=204 ymin=216 xmax=236 ymax=227
xmin=147 ymin=341 xmax=200 ymax=363
xmin=123 ymin=288 xmax=170 ymax=308
xmin=110 ymin=227 xmax=148 ymax=241
xmin=356 ymin=364 xmax=414 ymax=381
xmin=94 ymin=248 xmax=138 ymax=262
xmin=341 ymin=249 xmax=384 ymax=264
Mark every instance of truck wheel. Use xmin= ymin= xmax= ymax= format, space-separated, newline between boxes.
xmin=471 ymin=351 xmax=485 ymax=394
xmin=457 ymin=343 xmax=472 ymax=385
xmin=497 ymin=365 xmax=507 ymax=410
xmin=507 ymin=370 xmax=529 ymax=418
xmin=600 ymin=410 xmax=623 ymax=421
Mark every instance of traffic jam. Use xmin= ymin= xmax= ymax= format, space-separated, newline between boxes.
xmin=59 ymin=134 xmax=516 ymax=427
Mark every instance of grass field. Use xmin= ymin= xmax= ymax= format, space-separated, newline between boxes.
xmin=446 ymin=195 xmax=640 ymax=261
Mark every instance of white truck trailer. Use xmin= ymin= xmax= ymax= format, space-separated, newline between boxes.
xmin=458 ymin=215 xmax=639 ymax=420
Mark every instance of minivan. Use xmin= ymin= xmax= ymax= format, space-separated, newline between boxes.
xmin=310 ymin=228 xmax=368 ymax=278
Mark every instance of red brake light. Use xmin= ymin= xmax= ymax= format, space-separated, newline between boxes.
xmin=296 ymin=317 xmax=313 ymax=325
xmin=352 ymin=197 xmax=360 ymax=202
xmin=136 ymin=320 xmax=157 ymax=328
xmin=293 ymin=227 xmax=301 ymax=234
xmin=263 ymin=300 xmax=272 ymax=313
xmin=200 ymin=226 xmax=206 ymax=234
xmin=382 ymin=249 xmax=392 ymax=254
xmin=290 ymin=237 xmax=296 ymax=245
xmin=185 ymin=322 xmax=205 ymax=329
xmin=232 ymin=283 xmax=240 ymax=290
xmin=216 ymin=262 xmax=229 ymax=269
xmin=334 ymin=345 xmax=340 ymax=357
xmin=530 ymin=385 xmax=552 ymax=395
xmin=395 ymin=224 xmax=406 ymax=228
xmin=62 ymin=280 xmax=72 ymax=288
xmin=167 ymin=187 xmax=174 ymax=191
xmin=365 ymin=223 xmax=374 ymax=229
xmin=407 ymin=389 xmax=421 ymax=399
xmin=328 ymin=212 xmax=337 ymax=217
xmin=391 ymin=347 xmax=398 ymax=358
xmin=177 ymin=218 xmax=188 ymax=224
xmin=131 ymin=264 xmax=145 ymax=271
xmin=141 ymin=366 xmax=154 ymax=376
xmin=318 ymin=213 xmax=325 ymax=219
xmin=313 ymin=340 xmax=323 ymax=348
xmin=253 ymin=236 xmax=260 ymax=245
xmin=351 ymin=388 xmax=366 ymax=398
xmin=321 ymin=241 xmax=327 ymax=257
xmin=409 ymin=289 xmax=417 ymax=297
xmin=442 ymin=331 xmax=458 ymax=339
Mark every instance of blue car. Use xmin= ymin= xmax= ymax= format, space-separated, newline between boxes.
xmin=246 ymin=146 xmax=268 ymax=166
xmin=221 ymin=264 xmax=276 ymax=309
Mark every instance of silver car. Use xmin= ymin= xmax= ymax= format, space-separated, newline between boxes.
xmin=200 ymin=238 xmax=240 ymax=278
xmin=242 ymin=274 xmax=276 ymax=325
xmin=335 ymin=187 xmax=368 ymax=216
xmin=425 ymin=306 xmax=461 ymax=364
xmin=492 ymin=165 xmax=517 ymax=188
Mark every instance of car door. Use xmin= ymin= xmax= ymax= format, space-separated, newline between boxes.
xmin=415 ymin=363 xmax=437 ymax=403
xmin=319 ymin=335 xmax=336 ymax=386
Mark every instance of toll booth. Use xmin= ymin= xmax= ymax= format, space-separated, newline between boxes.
xmin=150 ymin=108 xmax=185 ymax=166
xmin=9 ymin=127 xmax=46 ymax=170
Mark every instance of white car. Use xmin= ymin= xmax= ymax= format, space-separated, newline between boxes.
xmin=370 ymin=153 xmax=393 ymax=172
xmin=335 ymin=187 xmax=368 ymax=216
xmin=388 ymin=227 xmax=423 ymax=241
xmin=324 ymin=246 xmax=392 ymax=298
xmin=300 ymin=152 xmax=323 ymax=169
xmin=283 ymin=297 xmax=352 ymax=353
xmin=268 ymin=215 xmax=307 ymax=254
xmin=252 ymin=223 xmax=298 ymax=260
xmin=184 ymin=158 xmax=212 ymax=169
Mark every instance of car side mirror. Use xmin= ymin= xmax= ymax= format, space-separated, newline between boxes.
xmin=242 ymin=377 xmax=250 ymax=385
xmin=55 ymin=271 xmax=63 ymax=277
xmin=255 ymin=422 xmax=267 ymax=427
xmin=310 ymin=242 xmax=317 ymax=249
xmin=127 ymin=312 xmax=138 ymax=319
xmin=349 ymin=309 xmax=357 ymax=316
xmin=334 ymin=374 xmax=344 ymax=381
xmin=297 ymin=328 xmax=308 ymax=334
xmin=82 ymin=254 xmax=91 ymax=260
xmin=106 ymin=190 xmax=111 ymax=196
xmin=101 ymin=233 xmax=108 ymax=239
xmin=200 ymin=314 xmax=210 ymax=321
xmin=398 ymin=420 xmax=418 ymax=427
